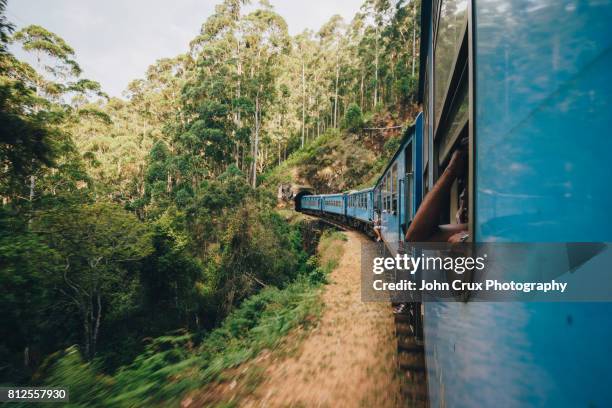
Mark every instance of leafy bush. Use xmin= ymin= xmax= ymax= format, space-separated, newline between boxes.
xmin=342 ymin=103 xmax=364 ymax=133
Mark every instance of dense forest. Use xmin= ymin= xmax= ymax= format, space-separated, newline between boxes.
xmin=0 ymin=0 xmax=419 ymax=404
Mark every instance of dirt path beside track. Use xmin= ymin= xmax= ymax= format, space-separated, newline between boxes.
xmin=244 ymin=230 xmax=401 ymax=408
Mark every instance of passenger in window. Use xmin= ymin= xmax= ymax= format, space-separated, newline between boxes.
xmin=405 ymin=148 xmax=469 ymax=243
xmin=373 ymin=209 xmax=383 ymax=242
xmin=394 ymin=148 xmax=468 ymax=315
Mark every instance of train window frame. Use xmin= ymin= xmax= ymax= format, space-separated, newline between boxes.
xmin=437 ymin=57 xmax=469 ymax=165
xmin=433 ymin=6 xmax=468 ymax=135
xmin=388 ymin=174 xmax=392 ymax=212
xmin=386 ymin=175 xmax=391 ymax=212
xmin=420 ymin=0 xmax=474 ymax=240
xmin=383 ymin=175 xmax=388 ymax=212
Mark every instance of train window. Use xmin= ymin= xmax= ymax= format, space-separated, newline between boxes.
xmin=437 ymin=61 xmax=469 ymax=164
xmin=391 ymin=164 xmax=398 ymax=214
xmin=383 ymin=176 xmax=387 ymax=211
xmin=405 ymin=143 xmax=414 ymax=221
xmin=423 ymin=71 xmax=430 ymax=170
xmin=434 ymin=0 xmax=468 ymax=130
xmin=385 ymin=175 xmax=390 ymax=211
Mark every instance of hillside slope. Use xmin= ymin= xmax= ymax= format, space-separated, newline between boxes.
xmin=263 ymin=108 xmax=419 ymax=197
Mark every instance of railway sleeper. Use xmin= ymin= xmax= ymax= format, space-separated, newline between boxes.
xmin=398 ymin=350 xmax=426 ymax=371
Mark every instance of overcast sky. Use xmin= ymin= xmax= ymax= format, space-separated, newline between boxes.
xmin=6 ymin=0 xmax=363 ymax=97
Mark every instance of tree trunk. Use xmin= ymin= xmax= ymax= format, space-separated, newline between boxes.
xmin=251 ymin=92 xmax=260 ymax=188
xmin=412 ymin=3 xmax=417 ymax=78
xmin=374 ymin=25 xmax=379 ymax=107
xmin=360 ymin=70 xmax=365 ymax=111
xmin=334 ymin=60 xmax=339 ymax=128
xmin=92 ymin=293 xmax=101 ymax=358
xmin=29 ymin=175 xmax=35 ymax=201
xmin=301 ymin=57 xmax=305 ymax=148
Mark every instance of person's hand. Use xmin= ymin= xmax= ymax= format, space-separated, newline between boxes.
xmin=447 ymin=149 xmax=467 ymax=178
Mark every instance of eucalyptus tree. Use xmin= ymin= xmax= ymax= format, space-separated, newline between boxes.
xmin=12 ymin=25 xmax=80 ymax=99
xmin=35 ymin=203 xmax=153 ymax=359
xmin=0 ymin=0 xmax=12 ymax=55
xmin=317 ymin=15 xmax=348 ymax=129
xmin=239 ymin=2 xmax=290 ymax=186
xmin=9 ymin=25 xmax=104 ymax=204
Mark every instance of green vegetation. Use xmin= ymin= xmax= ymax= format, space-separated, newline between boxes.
xmin=0 ymin=0 xmax=419 ymax=403
xmin=41 ymin=230 xmax=346 ymax=407
xmin=342 ymin=103 xmax=365 ymax=133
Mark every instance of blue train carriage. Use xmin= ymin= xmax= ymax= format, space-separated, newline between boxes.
xmin=373 ymin=117 xmax=423 ymax=246
xmin=299 ymin=194 xmax=321 ymax=213
xmin=418 ymin=0 xmax=612 ymax=406
xmin=320 ymin=193 xmax=346 ymax=219
xmin=346 ymin=187 xmax=374 ymax=223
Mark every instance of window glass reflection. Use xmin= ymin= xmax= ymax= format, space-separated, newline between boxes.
xmin=434 ymin=0 xmax=467 ymax=128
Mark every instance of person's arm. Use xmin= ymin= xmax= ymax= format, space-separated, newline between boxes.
xmin=405 ymin=150 xmax=466 ymax=242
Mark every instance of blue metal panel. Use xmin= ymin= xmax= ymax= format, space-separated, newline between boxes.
xmin=475 ymin=0 xmax=612 ymax=242
xmin=425 ymin=1 xmax=612 ymax=407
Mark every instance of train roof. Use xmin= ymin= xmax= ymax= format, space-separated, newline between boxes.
xmin=316 ymin=193 xmax=345 ymax=198
xmin=347 ymin=187 xmax=373 ymax=194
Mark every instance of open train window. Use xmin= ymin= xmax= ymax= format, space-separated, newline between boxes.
xmin=422 ymin=0 xmax=470 ymax=229
xmin=433 ymin=0 xmax=468 ymax=132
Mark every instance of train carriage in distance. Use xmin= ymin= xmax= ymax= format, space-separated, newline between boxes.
xmin=374 ymin=115 xmax=423 ymax=245
xmin=346 ymin=188 xmax=374 ymax=223
xmin=320 ymin=193 xmax=346 ymax=217
xmin=299 ymin=195 xmax=321 ymax=212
